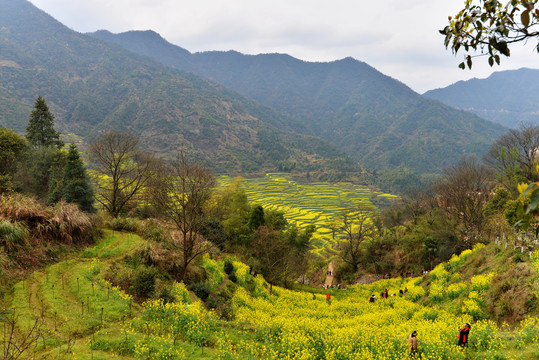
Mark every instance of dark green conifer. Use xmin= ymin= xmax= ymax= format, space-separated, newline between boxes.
xmin=60 ymin=144 xmax=95 ymax=213
xmin=26 ymin=96 xmax=63 ymax=148
xmin=248 ymin=205 xmax=265 ymax=230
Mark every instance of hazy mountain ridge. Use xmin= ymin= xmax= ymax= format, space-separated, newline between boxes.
xmin=90 ymin=29 xmax=507 ymax=173
xmin=424 ymin=68 xmax=539 ymax=128
xmin=0 ymin=0 xmax=354 ymax=176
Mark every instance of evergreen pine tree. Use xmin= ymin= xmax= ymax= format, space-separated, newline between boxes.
xmin=26 ymin=96 xmax=63 ymax=148
xmin=61 ymin=144 xmax=95 ymax=213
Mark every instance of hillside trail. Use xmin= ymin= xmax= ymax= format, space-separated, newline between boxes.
xmin=4 ymin=231 xmax=142 ymax=358
xmin=324 ymin=260 xmax=335 ymax=288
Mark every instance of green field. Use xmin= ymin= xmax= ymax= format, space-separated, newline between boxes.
xmin=218 ymin=173 xmax=397 ymax=255
xmin=4 ymin=234 xmax=537 ymax=360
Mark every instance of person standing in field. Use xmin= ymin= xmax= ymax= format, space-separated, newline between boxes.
xmin=458 ymin=323 xmax=471 ymax=347
xmin=408 ymin=331 xmax=419 ymax=357
xmin=326 ymin=292 xmax=331 ymax=305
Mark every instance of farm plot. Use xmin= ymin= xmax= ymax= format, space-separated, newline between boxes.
xmin=218 ymin=173 xmax=397 ymax=254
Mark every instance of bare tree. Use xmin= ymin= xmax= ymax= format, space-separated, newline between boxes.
xmin=1 ymin=309 xmax=50 ymax=360
xmin=338 ymin=207 xmax=381 ymax=272
xmin=89 ymin=130 xmax=155 ymax=217
xmin=436 ymin=156 xmax=494 ymax=237
xmin=152 ymin=152 xmax=215 ymax=281
xmin=485 ymin=124 xmax=539 ymax=186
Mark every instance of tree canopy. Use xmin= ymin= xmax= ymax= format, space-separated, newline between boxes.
xmin=59 ymin=144 xmax=95 ymax=213
xmin=25 ymin=96 xmax=62 ymax=148
xmin=441 ymin=0 xmax=539 ymax=69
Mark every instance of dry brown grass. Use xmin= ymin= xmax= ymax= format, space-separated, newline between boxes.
xmin=0 ymin=193 xmax=97 ymax=245
xmin=0 ymin=193 xmax=100 ymax=284
xmin=0 ymin=193 xmax=48 ymax=223
xmin=50 ymin=201 xmax=93 ymax=244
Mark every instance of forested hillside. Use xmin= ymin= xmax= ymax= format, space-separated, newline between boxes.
xmin=90 ymin=30 xmax=508 ymax=174
xmin=424 ymin=68 xmax=539 ymax=128
xmin=0 ymin=0 xmax=354 ymax=177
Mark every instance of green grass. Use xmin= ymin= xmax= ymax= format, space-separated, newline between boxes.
xmin=2 ymin=231 xmax=215 ymax=359
xmin=4 ymin=230 xmax=539 ymax=359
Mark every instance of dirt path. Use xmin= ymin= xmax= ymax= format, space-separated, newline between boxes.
xmin=324 ymin=260 xmax=335 ymax=288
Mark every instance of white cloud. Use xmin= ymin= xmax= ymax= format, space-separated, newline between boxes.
xmin=29 ymin=0 xmax=538 ymax=93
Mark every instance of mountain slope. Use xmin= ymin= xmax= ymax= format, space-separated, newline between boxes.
xmin=424 ymin=68 xmax=539 ymax=128
xmin=90 ymin=30 xmax=508 ymax=173
xmin=0 ymin=0 xmax=353 ymax=176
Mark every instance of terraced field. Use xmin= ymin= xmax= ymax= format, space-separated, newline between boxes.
xmin=218 ymin=173 xmax=397 ymax=255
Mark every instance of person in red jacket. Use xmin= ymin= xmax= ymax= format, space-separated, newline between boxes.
xmin=326 ymin=292 xmax=331 ymax=305
xmin=458 ymin=323 xmax=471 ymax=347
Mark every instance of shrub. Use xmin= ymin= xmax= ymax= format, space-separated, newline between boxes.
xmin=470 ymin=273 xmax=496 ymax=293
xmin=172 ymin=281 xmax=191 ymax=303
xmin=429 ymin=263 xmax=449 ymax=281
xmin=206 ymin=294 xmax=220 ymax=310
xmin=233 ymin=261 xmax=251 ymax=286
xmin=0 ymin=220 xmax=29 ymax=254
xmin=224 ymin=260 xmax=234 ymax=275
xmin=429 ymin=280 xmax=446 ymax=302
xmin=107 ymin=216 xmax=140 ymax=232
xmin=446 ymin=282 xmax=468 ymax=299
xmin=158 ymin=286 xmax=175 ymax=304
xmin=189 ymin=282 xmax=211 ymax=302
xmin=0 ymin=175 xmax=13 ymax=193
xmin=132 ymin=204 xmax=157 ymax=219
xmin=141 ymin=219 xmax=169 ymax=242
xmin=133 ymin=266 xmax=158 ymax=299
xmin=201 ymin=255 xmax=224 ymax=291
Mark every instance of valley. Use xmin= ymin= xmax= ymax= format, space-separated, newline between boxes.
xmin=1 ymin=0 xmax=539 ymax=359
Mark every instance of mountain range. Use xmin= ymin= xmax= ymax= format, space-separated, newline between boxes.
xmin=0 ymin=0 xmax=356 ymax=178
xmin=89 ymin=30 xmax=507 ymax=173
xmin=424 ymin=68 xmax=539 ymax=128
xmin=0 ymin=0 xmax=507 ymax=177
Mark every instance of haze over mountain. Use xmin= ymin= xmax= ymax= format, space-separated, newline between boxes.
xmin=424 ymin=68 xmax=539 ymax=129
xmin=90 ymin=30 xmax=507 ymax=173
xmin=0 ymin=0 xmax=355 ymax=177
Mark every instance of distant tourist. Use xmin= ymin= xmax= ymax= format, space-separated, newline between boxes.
xmin=326 ymin=292 xmax=331 ymax=305
xmin=408 ymin=331 xmax=419 ymax=357
xmin=369 ymin=294 xmax=376 ymax=302
xmin=458 ymin=323 xmax=471 ymax=347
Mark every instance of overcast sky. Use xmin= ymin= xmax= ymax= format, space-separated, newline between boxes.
xmin=30 ymin=0 xmax=538 ymax=93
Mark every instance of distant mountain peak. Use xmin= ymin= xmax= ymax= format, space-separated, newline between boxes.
xmin=424 ymin=68 xmax=539 ymax=128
